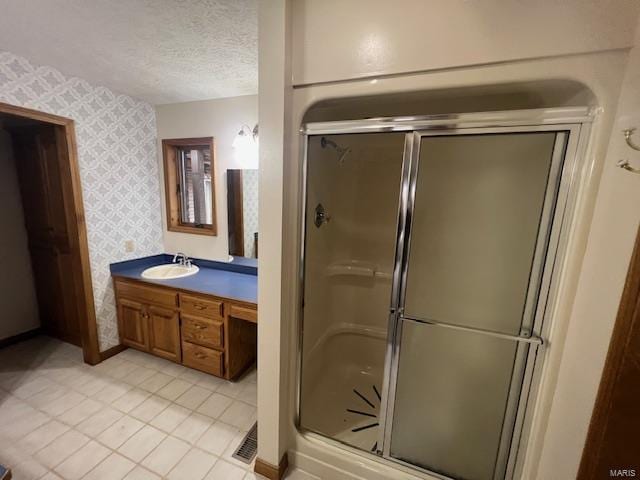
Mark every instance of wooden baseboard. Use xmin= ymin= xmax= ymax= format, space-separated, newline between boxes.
xmin=99 ymin=344 xmax=127 ymax=362
xmin=254 ymin=453 xmax=289 ymax=480
xmin=0 ymin=328 xmax=42 ymax=349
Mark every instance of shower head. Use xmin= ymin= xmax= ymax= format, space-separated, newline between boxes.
xmin=321 ymin=136 xmax=351 ymax=165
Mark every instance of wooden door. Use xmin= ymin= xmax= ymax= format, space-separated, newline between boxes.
xmin=578 ymin=226 xmax=640 ymax=479
xmin=11 ymin=125 xmax=82 ymax=345
xmin=118 ymin=299 xmax=149 ymax=351
xmin=148 ymin=305 xmax=181 ymax=362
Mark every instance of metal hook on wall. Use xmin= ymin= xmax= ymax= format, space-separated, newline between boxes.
xmin=617 ymin=128 xmax=640 ymax=174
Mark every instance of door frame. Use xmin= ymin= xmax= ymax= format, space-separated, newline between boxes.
xmin=0 ymin=101 xmax=100 ymax=364
xmin=295 ymin=107 xmax=595 ymax=480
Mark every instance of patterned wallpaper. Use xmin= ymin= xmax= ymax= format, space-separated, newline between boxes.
xmin=0 ymin=51 xmax=163 ymax=351
xmin=242 ymin=169 xmax=259 ymax=258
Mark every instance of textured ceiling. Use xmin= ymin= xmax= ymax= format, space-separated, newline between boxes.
xmin=0 ymin=0 xmax=257 ymax=104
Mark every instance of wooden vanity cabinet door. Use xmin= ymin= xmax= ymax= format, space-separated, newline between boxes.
xmin=148 ymin=305 xmax=181 ymax=362
xmin=118 ymin=298 xmax=149 ymax=351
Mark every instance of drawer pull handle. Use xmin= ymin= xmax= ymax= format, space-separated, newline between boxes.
xmin=195 ymin=353 xmax=207 ymax=359
xmin=195 ymin=324 xmax=206 ymax=330
xmin=194 ymin=304 xmax=207 ymax=310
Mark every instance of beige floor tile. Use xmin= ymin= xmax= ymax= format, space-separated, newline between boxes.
xmin=149 ymin=403 xmax=191 ymax=432
xmin=166 ymin=447 xmax=217 ymax=480
xmin=205 ymin=459 xmax=246 ymax=480
xmin=42 ymin=390 xmax=86 ymax=416
xmin=12 ymin=457 xmax=48 ymax=480
xmin=93 ymin=380 xmax=132 ymax=403
xmin=156 ymin=377 xmax=192 ymax=401
xmin=215 ymin=380 xmax=244 ymax=398
xmin=12 ymin=375 xmax=56 ymax=399
xmin=74 ymin=376 xmax=110 ymax=396
xmin=196 ymin=421 xmax=239 ymax=456
xmin=84 ymin=452 xmax=136 ymax=480
xmin=5 ymin=408 xmax=49 ymax=440
xmin=219 ymin=400 xmax=257 ymax=431
xmin=196 ymin=393 xmax=233 ymax=419
xmin=76 ymin=406 xmax=124 ymax=437
xmin=118 ymin=425 xmax=167 ymax=463
xmin=54 ymin=440 xmax=110 ymax=480
xmin=175 ymin=385 xmax=212 ymax=410
xmin=34 ymin=429 xmax=89 ymax=469
xmin=109 ymin=360 xmax=141 ymax=380
xmin=112 ymin=388 xmax=151 ymax=413
xmin=26 ymin=383 xmax=67 ymax=409
xmin=236 ymin=383 xmax=257 ymax=406
xmin=97 ymin=415 xmax=145 ymax=449
xmin=19 ymin=419 xmax=70 ymax=454
xmin=123 ymin=466 xmax=162 ymax=480
xmin=129 ymin=395 xmax=171 ymax=422
xmin=138 ymin=372 xmax=173 ymax=393
xmin=172 ymin=412 xmax=214 ymax=444
xmin=39 ymin=472 xmax=63 ymax=480
xmin=195 ymin=373 xmax=225 ymax=391
xmin=140 ymin=435 xmax=190 ymax=476
xmin=57 ymin=397 xmax=103 ymax=425
xmin=122 ymin=365 xmax=156 ymax=385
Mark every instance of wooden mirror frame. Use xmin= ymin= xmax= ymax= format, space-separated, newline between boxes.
xmin=162 ymin=137 xmax=217 ymax=236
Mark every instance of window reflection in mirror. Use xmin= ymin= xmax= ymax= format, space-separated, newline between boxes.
xmin=227 ymin=169 xmax=258 ymax=258
xmin=162 ymin=137 xmax=217 ymax=236
xmin=177 ymin=146 xmax=212 ymax=225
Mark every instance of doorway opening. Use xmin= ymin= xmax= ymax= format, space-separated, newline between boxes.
xmin=0 ymin=102 xmax=99 ymax=364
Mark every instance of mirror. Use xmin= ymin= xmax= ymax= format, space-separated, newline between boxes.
xmin=162 ymin=137 xmax=217 ymax=236
xmin=227 ymin=169 xmax=258 ymax=258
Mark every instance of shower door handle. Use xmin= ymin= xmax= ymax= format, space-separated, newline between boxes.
xmin=401 ymin=316 xmax=544 ymax=346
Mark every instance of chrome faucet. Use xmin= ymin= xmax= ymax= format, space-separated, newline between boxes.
xmin=173 ymin=252 xmax=191 ymax=267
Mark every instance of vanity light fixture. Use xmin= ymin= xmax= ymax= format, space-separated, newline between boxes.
xmin=233 ymin=124 xmax=259 ymax=168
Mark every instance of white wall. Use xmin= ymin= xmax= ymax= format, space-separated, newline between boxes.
xmin=0 ymin=129 xmax=39 ymax=340
xmin=534 ymin=18 xmax=640 ymax=480
xmin=0 ymin=51 xmax=163 ymax=351
xmin=257 ymin=0 xmax=291 ymax=468
xmin=155 ymin=95 xmax=258 ymax=261
xmin=292 ymin=0 xmax=639 ymax=85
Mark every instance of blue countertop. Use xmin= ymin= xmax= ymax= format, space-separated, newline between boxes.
xmin=110 ymin=254 xmax=257 ymax=305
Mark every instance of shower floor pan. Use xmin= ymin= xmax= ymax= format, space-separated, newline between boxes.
xmin=301 ymin=326 xmax=386 ymax=452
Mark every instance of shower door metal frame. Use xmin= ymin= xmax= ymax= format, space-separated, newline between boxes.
xmin=296 ymin=107 xmax=595 ymax=480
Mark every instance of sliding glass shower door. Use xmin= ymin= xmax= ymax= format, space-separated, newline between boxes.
xmin=385 ymin=130 xmax=569 ymax=480
xmin=299 ymin=110 xmax=587 ymax=480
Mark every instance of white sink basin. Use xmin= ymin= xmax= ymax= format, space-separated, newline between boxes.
xmin=141 ymin=264 xmax=199 ymax=280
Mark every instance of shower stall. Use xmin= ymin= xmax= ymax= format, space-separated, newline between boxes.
xmin=297 ymin=108 xmax=592 ymax=480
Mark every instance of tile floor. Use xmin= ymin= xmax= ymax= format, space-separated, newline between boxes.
xmin=0 ymin=337 xmax=317 ymax=480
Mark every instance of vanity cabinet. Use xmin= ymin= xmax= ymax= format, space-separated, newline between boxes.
xmin=148 ymin=306 xmax=181 ymax=362
xmin=113 ymin=278 xmax=257 ymax=380
xmin=118 ymin=298 xmax=149 ymax=351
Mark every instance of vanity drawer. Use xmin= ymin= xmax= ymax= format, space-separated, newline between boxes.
xmin=229 ymin=304 xmax=257 ymax=323
xmin=180 ymin=294 xmax=223 ymax=319
xmin=182 ymin=341 xmax=224 ymax=377
xmin=115 ymin=280 xmax=178 ymax=307
xmin=181 ymin=314 xmax=224 ymax=349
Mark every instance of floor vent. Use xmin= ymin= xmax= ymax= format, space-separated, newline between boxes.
xmin=232 ymin=422 xmax=258 ymax=464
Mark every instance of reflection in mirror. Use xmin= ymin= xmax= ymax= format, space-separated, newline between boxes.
xmin=177 ymin=146 xmax=213 ymax=225
xmin=227 ymin=169 xmax=259 ymax=258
